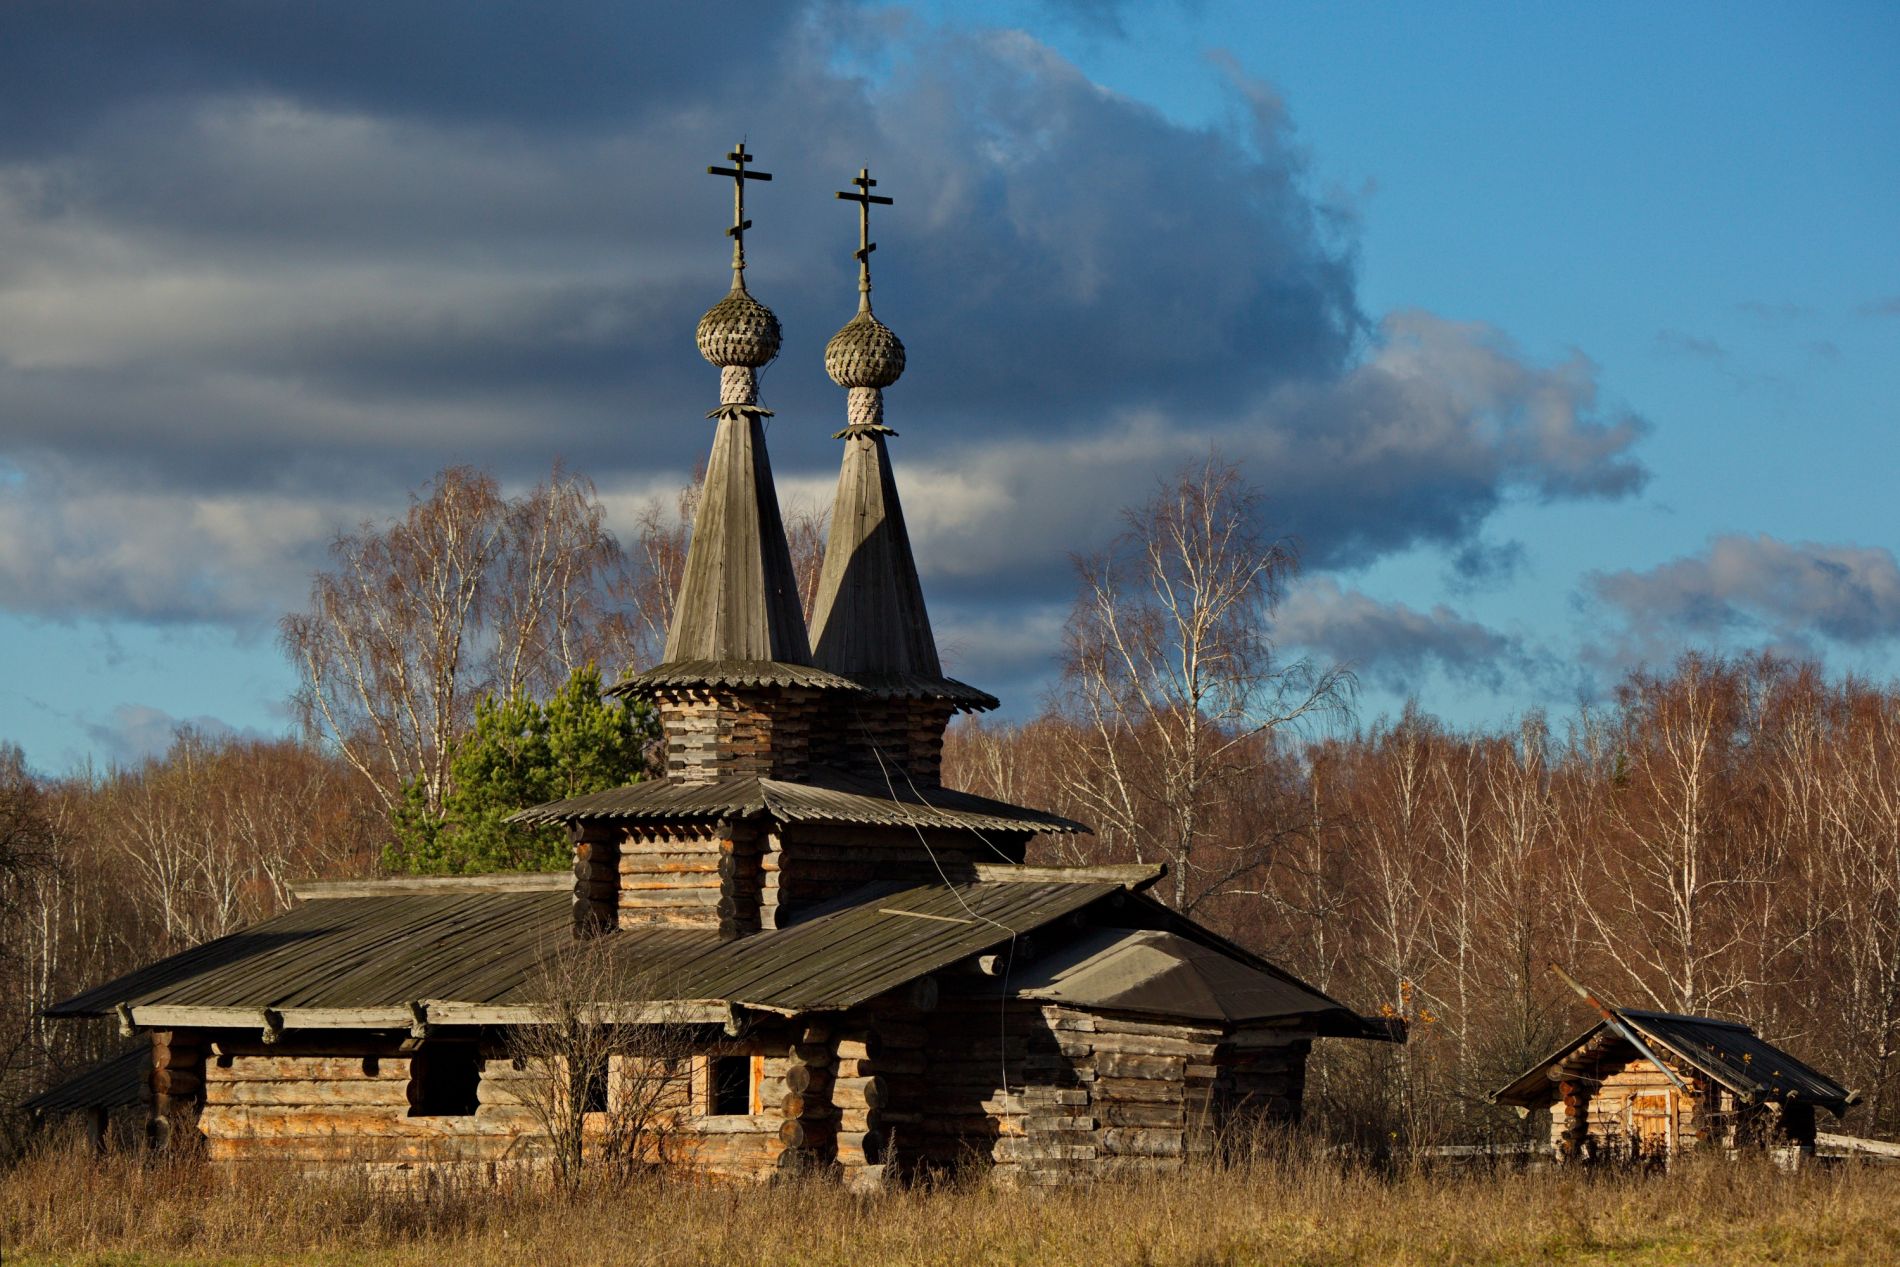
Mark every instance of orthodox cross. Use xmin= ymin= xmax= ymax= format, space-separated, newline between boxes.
xmin=707 ymin=142 xmax=772 ymax=283
xmin=835 ymin=167 xmax=893 ymax=300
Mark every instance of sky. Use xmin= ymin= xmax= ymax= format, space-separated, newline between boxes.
xmin=1 ymin=1 xmax=1896 ymax=772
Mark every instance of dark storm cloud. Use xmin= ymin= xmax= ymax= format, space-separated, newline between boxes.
xmin=1588 ymin=534 xmax=1900 ymax=662
xmin=0 ymin=2 xmax=1646 ymax=636
xmin=0 ymin=1 xmax=809 ymax=155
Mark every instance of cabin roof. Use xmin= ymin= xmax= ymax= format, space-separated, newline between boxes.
xmin=49 ymin=872 xmax=1148 ymax=1027
xmin=1493 ymin=1007 xmax=1855 ymax=1114
xmin=506 ymin=767 xmax=1088 ymax=834
xmin=977 ymin=927 xmax=1346 ymax=1025
xmin=45 ymin=866 xmax=1389 ymax=1039
xmin=18 ymin=1045 xmax=149 ymax=1115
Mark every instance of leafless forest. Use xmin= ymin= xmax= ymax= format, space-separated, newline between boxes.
xmin=5 ymin=458 xmax=1900 ymax=1153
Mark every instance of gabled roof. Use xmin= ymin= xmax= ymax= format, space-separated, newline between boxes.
xmin=507 ymin=767 xmax=1088 ymax=835
xmin=19 ymin=1045 xmax=149 ymax=1115
xmin=44 ymin=868 xmax=1391 ymax=1043
xmin=992 ymin=927 xmax=1348 ymax=1025
xmin=1493 ymin=1007 xmax=1856 ymax=1115
xmin=662 ymin=409 xmax=812 ymax=669
xmin=47 ymin=872 xmax=1129 ymax=1026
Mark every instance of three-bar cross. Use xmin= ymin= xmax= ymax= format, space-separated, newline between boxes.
xmin=707 ymin=143 xmax=772 ymax=282
xmin=836 ymin=167 xmax=893 ymax=299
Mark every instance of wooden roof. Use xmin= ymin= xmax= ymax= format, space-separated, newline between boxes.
xmin=662 ymin=410 xmax=812 ymax=669
xmin=1493 ymin=1008 xmax=1856 ymax=1114
xmin=809 ymin=429 xmax=993 ymax=708
xmin=49 ymin=874 xmax=1140 ymax=1026
xmin=610 ymin=659 xmax=857 ymax=696
xmin=506 ymin=767 xmax=1088 ymax=834
xmin=18 ymin=1045 xmax=149 ymax=1115
xmin=987 ymin=927 xmax=1352 ymax=1025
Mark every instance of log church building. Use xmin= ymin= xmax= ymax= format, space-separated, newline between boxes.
xmin=40 ymin=147 xmax=1401 ymax=1186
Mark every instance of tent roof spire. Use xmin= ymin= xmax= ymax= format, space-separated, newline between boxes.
xmin=811 ymin=167 xmax=995 ymax=710
xmin=647 ymin=145 xmax=817 ymax=677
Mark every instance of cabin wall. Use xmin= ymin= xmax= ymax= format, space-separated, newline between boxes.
xmin=613 ymin=821 xmax=766 ymax=937
xmin=655 ymin=687 xmax=820 ymax=784
xmin=1546 ymin=1053 xmax=1714 ymax=1163
xmin=887 ymin=999 xmax=1311 ymax=1187
xmin=818 ymin=697 xmax=957 ymax=785
xmin=193 ymin=1030 xmax=807 ymax=1180
xmin=767 ymin=824 xmax=1028 ymax=924
xmin=198 ymin=1039 xmax=534 ymax=1166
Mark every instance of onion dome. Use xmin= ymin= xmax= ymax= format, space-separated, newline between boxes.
xmin=697 ymin=284 xmax=782 ymax=369
xmin=824 ymin=303 xmax=906 ymax=388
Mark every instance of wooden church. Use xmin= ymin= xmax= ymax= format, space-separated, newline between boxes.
xmin=44 ymin=148 xmax=1401 ymax=1186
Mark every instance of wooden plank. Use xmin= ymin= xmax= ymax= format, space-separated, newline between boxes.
xmin=209 ymin=1080 xmax=418 ymax=1108
xmin=293 ymin=875 xmax=570 ymax=899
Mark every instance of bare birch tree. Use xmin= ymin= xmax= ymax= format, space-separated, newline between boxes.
xmin=1056 ymin=454 xmax=1350 ymax=913
xmin=284 ymin=466 xmax=644 ymax=816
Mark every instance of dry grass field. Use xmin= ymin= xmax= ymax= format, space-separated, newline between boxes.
xmin=5 ymin=1135 xmax=1900 ymax=1267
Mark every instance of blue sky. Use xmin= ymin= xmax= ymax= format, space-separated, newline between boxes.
xmin=2 ymin=1 xmax=1896 ymax=772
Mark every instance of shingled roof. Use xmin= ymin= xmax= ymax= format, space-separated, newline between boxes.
xmin=808 ymin=428 xmax=994 ymax=708
xmin=19 ymin=1045 xmax=149 ymax=1116
xmin=661 ymin=409 xmax=814 ymax=669
xmin=45 ymin=865 xmax=1393 ymax=1041
xmin=48 ymin=871 xmax=1141 ymax=1029
xmin=507 ymin=767 xmax=1088 ymax=834
xmin=1494 ymin=1008 xmax=1856 ymax=1115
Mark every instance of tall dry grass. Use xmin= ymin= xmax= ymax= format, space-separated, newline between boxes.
xmin=5 ymin=1129 xmax=1900 ymax=1266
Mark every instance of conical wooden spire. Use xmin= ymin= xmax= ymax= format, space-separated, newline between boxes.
xmin=809 ymin=428 xmax=939 ymax=679
xmin=653 ymin=142 xmax=814 ymax=673
xmin=664 ymin=409 xmax=812 ymax=665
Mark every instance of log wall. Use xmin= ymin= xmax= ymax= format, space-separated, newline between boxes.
xmin=195 ymin=1031 xmax=804 ymax=1180
xmin=1545 ymin=1052 xmax=1734 ymax=1163
xmin=768 ymin=824 xmax=1028 ymax=924
xmin=819 ymin=698 xmax=957 ymax=785
xmin=615 ymin=821 xmax=765 ymax=937
xmin=654 ymin=687 xmax=822 ymax=784
xmin=901 ymin=999 xmax=1311 ymax=1187
xmin=148 ymin=1029 xmax=206 ymax=1149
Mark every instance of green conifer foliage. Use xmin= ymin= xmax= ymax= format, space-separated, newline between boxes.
xmin=385 ymin=665 xmax=654 ymax=874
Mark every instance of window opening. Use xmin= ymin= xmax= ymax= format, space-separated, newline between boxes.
xmin=710 ymin=1054 xmax=751 ymax=1116
xmin=409 ymin=1042 xmax=481 ymax=1116
xmin=578 ymin=1058 xmax=610 ymax=1115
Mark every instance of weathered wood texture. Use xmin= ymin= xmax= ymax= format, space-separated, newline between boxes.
xmin=148 ymin=1029 xmax=207 ymax=1148
xmin=196 ymin=1031 xmax=811 ymax=1179
xmin=896 ymin=1001 xmax=1310 ymax=1187
xmin=655 ymin=687 xmax=822 ymax=785
xmin=815 ymin=697 xmax=958 ymax=785
xmin=661 ymin=412 xmax=811 ymax=668
xmin=766 ymin=823 xmax=1027 ymax=925
xmin=570 ymin=822 xmax=621 ymax=935
xmin=615 ymin=822 xmax=765 ymax=936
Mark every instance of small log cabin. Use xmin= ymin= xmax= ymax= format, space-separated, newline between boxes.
xmin=1494 ymin=1008 xmax=1856 ymax=1166
xmin=40 ymin=150 xmax=1401 ymax=1186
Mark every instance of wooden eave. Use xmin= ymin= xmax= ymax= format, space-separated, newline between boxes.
xmin=507 ymin=768 xmax=1089 ymax=835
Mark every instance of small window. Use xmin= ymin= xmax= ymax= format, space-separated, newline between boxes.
xmin=710 ymin=1054 xmax=752 ymax=1116
xmin=410 ymin=1043 xmax=481 ymax=1117
xmin=577 ymin=1059 xmax=610 ymax=1115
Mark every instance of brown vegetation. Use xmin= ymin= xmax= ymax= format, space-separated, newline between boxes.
xmin=4 ymin=1131 xmax=1900 ymax=1266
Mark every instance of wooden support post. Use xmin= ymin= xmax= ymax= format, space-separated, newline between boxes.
xmin=148 ymin=1029 xmax=205 ymax=1152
